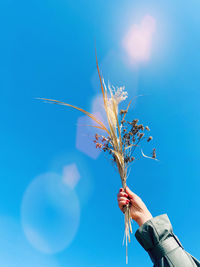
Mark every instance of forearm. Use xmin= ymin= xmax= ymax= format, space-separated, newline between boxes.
xmin=135 ymin=214 xmax=200 ymax=266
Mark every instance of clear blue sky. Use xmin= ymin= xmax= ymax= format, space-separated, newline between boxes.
xmin=0 ymin=0 xmax=200 ymax=266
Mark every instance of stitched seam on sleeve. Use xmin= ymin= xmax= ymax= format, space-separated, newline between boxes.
xmin=185 ymin=251 xmax=198 ymax=266
xmin=149 ymin=220 xmax=160 ymax=242
xmin=166 ymin=254 xmax=175 ymax=267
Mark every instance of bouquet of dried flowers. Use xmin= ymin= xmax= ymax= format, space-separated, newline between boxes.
xmin=37 ymin=51 xmax=157 ymax=264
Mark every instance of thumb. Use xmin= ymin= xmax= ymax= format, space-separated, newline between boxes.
xmin=125 ymin=186 xmax=137 ymax=199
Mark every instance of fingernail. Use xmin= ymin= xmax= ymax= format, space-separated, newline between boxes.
xmin=126 ymin=200 xmax=130 ymax=204
xmin=120 ymin=188 xmax=123 ymax=192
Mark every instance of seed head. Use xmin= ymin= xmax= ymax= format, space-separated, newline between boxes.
xmin=96 ymin=143 xmax=103 ymax=149
xmin=132 ymin=119 xmax=139 ymax=125
xmin=147 ymin=136 xmax=153 ymax=142
xmin=139 ymin=133 xmax=144 ymax=139
xmin=102 ymin=136 xmax=107 ymax=142
xmin=120 ymin=109 xmax=127 ymax=115
xmin=152 ymin=148 xmax=156 ymax=159
xmin=138 ymin=124 xmax=144 ymax=131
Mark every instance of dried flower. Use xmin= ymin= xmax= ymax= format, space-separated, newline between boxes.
xmin=102 ymin=136 xmax=107 ymax=142
xmin=132 ymin=119 xmax=139 ymax=125
xmin=147 ymin=136 xmax=153 ymax=142
xmin=107 ymin=84 xmax=128 ymax=105
xmin=96 ymin=143 xmax=103 ymax=149
xmin=152 ymin=148 xmax=156 ymax=159
xmin=95 ymin=133 xmax=99 ymax=140
xmin=120 ymin=110 xmax=128 ymax=115
xmin=139 ymin=133 xmax=145 ymax=139
xmin=138 ymin=124 xmax=144 ymax=131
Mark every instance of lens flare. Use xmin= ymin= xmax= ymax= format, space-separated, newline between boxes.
xmin=21 ymin=172 xmax=80 ymax=254
xmin=0 ymin=216 xmax=59 ymax=267
xmin=91 ymin=94 xmax=108 ymax=128
xmin=49 ymin=152 xmax=93 ymax=207
xmin=123 ymin=15 xmax=156 ymax=63
xmin=62 ymin=163 xmax=80 ymax=189
xmin=76 ymin=115 xmax=102 ymax=159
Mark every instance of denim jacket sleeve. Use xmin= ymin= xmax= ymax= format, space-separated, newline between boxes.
xmin=135 ymin=214 xmax=200 ymax=266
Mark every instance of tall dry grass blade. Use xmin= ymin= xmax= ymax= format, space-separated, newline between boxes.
xmin=112 ymin=97 xmax=123 ymax=154
xmin=95 ymin=50 xmax=114 ymax=144
xmin=77 ymin=125 xmax=107 ymax=131
xmin=122 ymin=100 xmax=132 ymax=121
xmin=95 ymin=48 xmax=105 ymax=103
xmin=129 ymin=217 xmax=133 ymax=234
xmin=37 ymin=97 xmax=110 ymax=135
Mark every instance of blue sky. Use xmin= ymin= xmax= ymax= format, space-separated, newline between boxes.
xmin=0 ymin=0 xmax=200 ymax=266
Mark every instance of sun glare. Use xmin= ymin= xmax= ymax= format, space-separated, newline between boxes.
xmin=123 ymin=15 xmax=156 ymax=63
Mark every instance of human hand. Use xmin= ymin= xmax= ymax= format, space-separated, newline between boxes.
xmin=117 ymin=186 xmax=153 ymax=227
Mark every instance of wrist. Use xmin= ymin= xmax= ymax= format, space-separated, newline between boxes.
xmin=136 ymin=211 xmax=153 ymax=227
